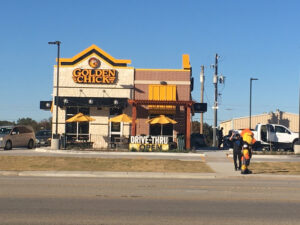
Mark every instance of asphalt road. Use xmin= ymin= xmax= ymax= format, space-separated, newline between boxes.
xmin=0 ymin=176 xmax=300 ymax=225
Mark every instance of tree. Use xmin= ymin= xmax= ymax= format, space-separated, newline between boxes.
xmin=191 ymin=121 xmax=200 ymax=133
xmin=17 ymin=118 xmax=38 ymax=131
xmin=37 ymin=118 xmax=52 ymax=131
xmin=203 ymin=123 xmax=213 ymax=146
xmin=191 ymin=121 xmax=213 ymax=146
xmin=16 ymin=117 xmax=52 ymax=132
xmin=0 ymin=120 xmax=15 ymax=126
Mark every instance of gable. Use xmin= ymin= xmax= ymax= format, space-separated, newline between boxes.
xmin=59 ymin=44 xmax=131 ymax=67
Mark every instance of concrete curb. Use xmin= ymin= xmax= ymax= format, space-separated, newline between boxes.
xmin=35 ymin=148 xmax=206 ymax=157
xmin=227 ymin=153 xmax=298 ymax=159
xmin=1 ymin=170 xmax=300 ymax=179
xmin=0 ymin=171 xmax=216 ymax=179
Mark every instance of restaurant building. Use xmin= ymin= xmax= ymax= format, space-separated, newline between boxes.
xmin=41 ymin=45 xmax=194 ymax=149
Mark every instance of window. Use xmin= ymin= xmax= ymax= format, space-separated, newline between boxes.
xmin=275 ymin=126 xmax=285 ymax=133
xmin=65 ymin=107 xmax=90 ymax=141
xmin=18 ymin=126 xmax=32 ymax=134
xmin=275 ymin=126 xmax=290 ymax=134
xmin=12 ymin=127 xmax=19 ymax=134
xmin=149 ymin=114 xmax=174 ymax=136
xmin=266 ymin=124 xmax=275 ymax=132
xmin=0 ymin=128 xmax=12 ymax=134
xmin=109 ymin=108 xmax=122 ymax=136
xmin=111 ymin=122 xmax=121 ymax=132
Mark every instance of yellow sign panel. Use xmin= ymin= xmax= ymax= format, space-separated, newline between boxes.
xmin=129 ymin=143 xmax=169 ymax=152
xmin=72 ymin=68 xmax=117 ymax=84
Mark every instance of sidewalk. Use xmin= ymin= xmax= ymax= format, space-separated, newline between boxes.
xmin=1 ymin=148 xmax=300 ymax=179
xmin=204 ymin=150 xmax=242 ymax=177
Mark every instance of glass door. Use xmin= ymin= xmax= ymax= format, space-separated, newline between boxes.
xmin=109 ymin=108 xmax=123 ymax=142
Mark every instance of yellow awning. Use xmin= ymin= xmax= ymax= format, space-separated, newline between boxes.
xmin=66 ymin=113 xmax=95 ymax=123
xmin=148 ymin=85 xmax=176 ymax=114
xmin=146 ymin=115 xmax=177 ymax=125
xmin=109 ymin=114 xmax=132 ymax=123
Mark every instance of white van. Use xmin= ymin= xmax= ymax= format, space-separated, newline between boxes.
xmin=0 ymin=125 xmax=35 ymax=150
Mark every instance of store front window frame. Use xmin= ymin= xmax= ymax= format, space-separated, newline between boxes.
xmin=109 ymin=107 xmax=123 ymax=142
xmin=149 ymin=114 xmax=174 ymax=142
xmin=65 ymin=107 xmax=90 ymax=142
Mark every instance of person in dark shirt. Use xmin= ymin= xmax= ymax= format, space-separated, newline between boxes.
xmin=230 ymin=132 xmax=243 ymax=171
xmin=217 ymin=127 xmax=224 ymax=149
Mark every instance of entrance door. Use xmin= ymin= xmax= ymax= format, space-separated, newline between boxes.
xmin=109 ymin=122 xmax=123 ymax=138
xmin=109 ymin=108 xmax=123 ymax=142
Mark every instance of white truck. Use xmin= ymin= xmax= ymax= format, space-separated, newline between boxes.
xmin=252 ymin=123 xmax=299 ymax=151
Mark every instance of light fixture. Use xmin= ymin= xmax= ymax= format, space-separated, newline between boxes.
xmin=88 ymin=99 xmax=93 ymax=104
xmin=114 ymin=99 xmax=119 ymax=105
xmin=63 ymin=98 xmax=68 ymax=104
xmin=46 ymin=103 xmax=50 ymax=108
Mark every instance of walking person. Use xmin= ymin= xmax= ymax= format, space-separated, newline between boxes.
xmin=217 ymin=127 xmax=224 ymax=149
xmin=230 ymin=132 xmax=243 ymax=171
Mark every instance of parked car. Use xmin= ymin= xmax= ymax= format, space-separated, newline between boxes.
xmin=253 ymin=123 xmax=299 ymax=151
xmin=0 ymin=125 xmax=35 ymax=150
xmin=35 ymin=130 xmax=52 ymax=147
xmin=191 ymin=133 xmax=206 ymax=149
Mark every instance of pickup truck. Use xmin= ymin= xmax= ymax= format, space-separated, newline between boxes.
xmin=252 ymin=124 xmax=299 ymax=151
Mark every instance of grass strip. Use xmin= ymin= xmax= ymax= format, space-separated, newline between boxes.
xmin=251 ymin=162 xmax=300 ymax=175
xmin=0 ymin=156 xmax=214 ymax=173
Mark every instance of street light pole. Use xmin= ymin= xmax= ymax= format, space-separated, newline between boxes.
xmin=48 ymin=41 xmax=61 ymax=144
xmin=249 ymin=78 xmax=258 ymax=129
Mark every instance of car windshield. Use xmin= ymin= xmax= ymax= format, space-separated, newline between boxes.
xmin=0 ymin=127 xmax=12 ymax=134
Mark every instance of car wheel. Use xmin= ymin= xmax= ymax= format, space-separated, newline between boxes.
xmin=27 ymin=139 xmax=34 ymax=149
xmin=292 ymin=139 xmax=298 ymax=152
xmin=4 ymin=141 xmax=12 ymax=150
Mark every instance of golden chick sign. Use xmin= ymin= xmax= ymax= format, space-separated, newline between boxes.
xmin=72 ymin=58 xmax=117 ymax=84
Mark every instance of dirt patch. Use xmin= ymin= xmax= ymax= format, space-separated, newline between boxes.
xmin=251 ymin=162 xmax=300 ymax=175
xmin=0 ymin=156 xmax=214 ymax=173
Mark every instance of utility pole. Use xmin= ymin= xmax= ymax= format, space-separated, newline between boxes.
xmin=212 ymin=54 xmax=218 ymax=147
xmin=200 ymin=65 xmax=204 ymax=134
xmin=249 ymin=78 xmax=258 ymax=129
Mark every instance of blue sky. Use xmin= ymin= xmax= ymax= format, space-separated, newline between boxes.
xmin=0 ymin=0 xmax=299 ymax=125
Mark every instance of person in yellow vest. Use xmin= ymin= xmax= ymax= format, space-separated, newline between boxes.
xmin=241 ymin=143 xmax=252 ymax=174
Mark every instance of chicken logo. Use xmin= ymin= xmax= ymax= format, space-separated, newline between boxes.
xmin=88 ymin=57 xmax=100 ymax=68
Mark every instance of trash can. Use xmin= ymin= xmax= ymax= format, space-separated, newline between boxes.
xmin=177 ymin=135 xmax=185 ymax=151
xmin=51 ymin=138 xmax=59 ymax=150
